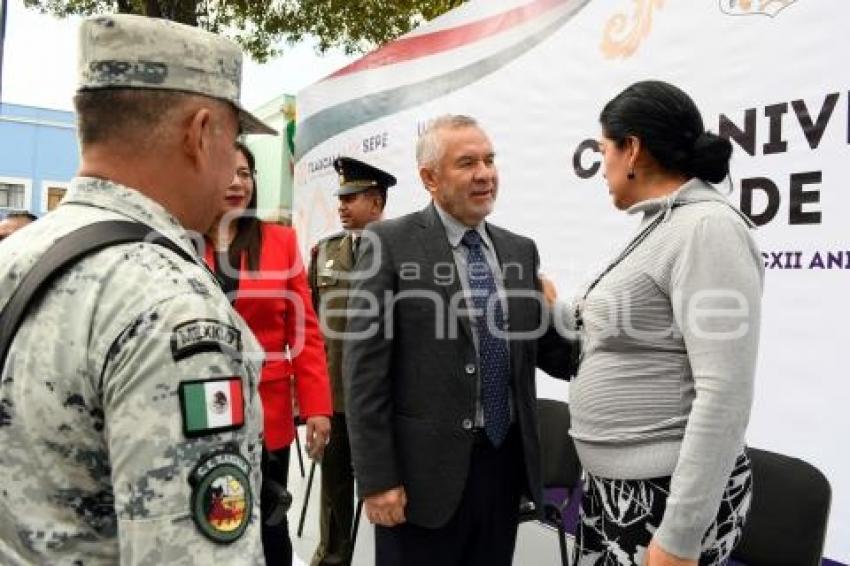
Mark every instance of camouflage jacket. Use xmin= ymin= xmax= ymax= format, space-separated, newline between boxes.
xmin=0 ymin=178 xmax=265 ymax=565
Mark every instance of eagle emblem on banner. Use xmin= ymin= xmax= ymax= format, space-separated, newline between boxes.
xmin=720 ymin=0 xmax=799 ymax=17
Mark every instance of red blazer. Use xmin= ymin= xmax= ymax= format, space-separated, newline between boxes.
xmin=204 ymin=223 xmax=332 ymax=450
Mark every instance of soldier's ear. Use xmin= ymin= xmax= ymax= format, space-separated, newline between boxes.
xmin=183 ymin=106 xmax=214 ymax=170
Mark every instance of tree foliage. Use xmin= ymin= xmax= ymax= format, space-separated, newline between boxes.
xmin=23 ymin=0 xmax=466 ymax=62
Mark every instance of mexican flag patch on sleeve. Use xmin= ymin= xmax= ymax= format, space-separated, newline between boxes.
xmin=179 ymin=377 xmax=245 ymax=438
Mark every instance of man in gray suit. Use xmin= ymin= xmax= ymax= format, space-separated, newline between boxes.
xmin=343 ymin=115 xmax=575 ymax=566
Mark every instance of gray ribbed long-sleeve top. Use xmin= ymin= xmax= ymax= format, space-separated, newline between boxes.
xmin=559 ymin=178 xmax=764 ymax=559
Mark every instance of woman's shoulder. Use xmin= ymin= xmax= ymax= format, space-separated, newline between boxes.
xmin=677 ymin=201 xmax=754 ymax=237
xmin=643 ymin=201 xmax=755 ymax=272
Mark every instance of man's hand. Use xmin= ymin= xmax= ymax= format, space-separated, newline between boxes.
xmin=539 ymin=272 xmax=558 ymax=309
xmin=644 ymin=539 xmax=697 ymax=566
xmin=364 ymin=486 xmax=407 ymax=527
xmin=305 ymin=415 xmax=331 ymax=460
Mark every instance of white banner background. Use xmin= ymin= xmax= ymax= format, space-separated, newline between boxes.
xmin=294 ymin=0 xmax=849 ymax=560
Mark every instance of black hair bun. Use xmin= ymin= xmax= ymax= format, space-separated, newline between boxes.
xmin=687 ymin=132 xmax=733 ymax=183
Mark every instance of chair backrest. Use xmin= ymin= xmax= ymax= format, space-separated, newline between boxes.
xmin=537 ymin=399 xmax=582 ymax=490
xmin=731 ymin=447 xmax=831 ymax=566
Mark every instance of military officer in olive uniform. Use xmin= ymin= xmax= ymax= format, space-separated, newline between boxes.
xmin=309 ymin=157 xmax=396 ymax=565
xmin=0 ymin=14 xmax=275 ymax=565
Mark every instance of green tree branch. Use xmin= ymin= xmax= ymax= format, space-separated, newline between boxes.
xmin=23 ymin=0 xmax=465 ymax=62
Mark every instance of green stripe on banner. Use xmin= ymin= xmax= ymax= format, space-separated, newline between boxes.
xmin=183 ymin=382 xmax=208 ymax=431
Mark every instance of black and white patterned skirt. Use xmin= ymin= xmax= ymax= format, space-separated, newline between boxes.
xmin=573 ymin=452 xmax=752 ymax=566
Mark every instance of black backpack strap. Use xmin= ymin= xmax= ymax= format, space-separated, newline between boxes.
xmin=0 ymin=220 xmax=196 ymax=366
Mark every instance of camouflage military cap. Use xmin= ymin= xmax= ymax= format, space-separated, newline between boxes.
xmin=77 ymin=14 xmax=276 ymax=135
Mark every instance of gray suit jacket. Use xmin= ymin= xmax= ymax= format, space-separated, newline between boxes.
xmin=343 ymin=204 xmax=575 ymax=528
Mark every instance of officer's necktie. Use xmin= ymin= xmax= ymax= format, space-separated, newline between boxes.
xmin=350 ymin=235 xmax=359 ymax=259
xmin=461 ymin=229 xmax=511 ymax=446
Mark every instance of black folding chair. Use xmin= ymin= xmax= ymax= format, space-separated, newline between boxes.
xmin=731 ymin=447 xmax=832 ymax=566
xmin=520 ymin=399 xmax=583 ymax=566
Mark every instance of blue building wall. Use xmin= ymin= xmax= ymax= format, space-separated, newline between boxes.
xmin=0 ymin=103 xmax=79 ymax=217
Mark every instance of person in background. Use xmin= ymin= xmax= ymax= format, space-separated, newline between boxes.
xmin=343 ymin=114 xmax=575 ymax=566
xmin=556 ymin=80 xmax=762 ymax=566
xmin=204 ymin=142 xmax=333 ymax=566
xmin=0 ymin=210 xmax=37 ymax=240
xmin=0 ymin=14 xmax=275 ymax=564
xmin=308 ymin=156 xmax=396 ymax=566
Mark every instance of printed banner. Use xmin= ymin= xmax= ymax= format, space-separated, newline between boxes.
xmin=294 ymin=0 xmax=849 ymax=560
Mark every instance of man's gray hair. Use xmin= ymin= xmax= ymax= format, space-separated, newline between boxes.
xmin=416 ymin=114 xmax=480 ymax=168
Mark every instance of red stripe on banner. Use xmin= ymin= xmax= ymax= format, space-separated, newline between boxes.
xmin=325 ymin=0 xmax=568 ymax=80
xmin=229 ymin=378 xmax=244 ymax=425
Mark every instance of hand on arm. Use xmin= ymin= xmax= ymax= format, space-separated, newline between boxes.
xmin=538 ymin=272 xmax=558 ymax=310
xmin=534 ymin=247 xmax=579 ymax=379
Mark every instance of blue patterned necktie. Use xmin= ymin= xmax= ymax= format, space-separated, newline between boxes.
xmin=461 ymin=229 xmax=511 ymax=447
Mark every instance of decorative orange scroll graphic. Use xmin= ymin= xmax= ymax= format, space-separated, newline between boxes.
xmin=600 ymin=0 xmax=666 ymax=60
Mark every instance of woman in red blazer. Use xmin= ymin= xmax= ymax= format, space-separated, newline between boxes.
xmin=205 ymin=142 xmax=332 ymax=566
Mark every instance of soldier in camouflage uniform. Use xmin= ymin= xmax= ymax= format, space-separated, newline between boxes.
xmin=309 ymin=157 xmax=396 ymax=566
xmin=0 ymin=14 xmax=275 ymax=565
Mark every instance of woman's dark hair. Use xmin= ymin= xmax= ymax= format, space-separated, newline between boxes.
xmin=229 ymin=141 xmax=263 ymax=272
xmin=599 ymin=80 xmax=732 ymax=183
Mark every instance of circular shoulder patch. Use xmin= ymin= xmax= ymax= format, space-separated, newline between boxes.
xmin=190 ymin=450 xmax=253 ymax=544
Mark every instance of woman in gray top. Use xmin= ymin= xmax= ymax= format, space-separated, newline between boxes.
xmin=565 ymin=81 xmax=763 ymax=566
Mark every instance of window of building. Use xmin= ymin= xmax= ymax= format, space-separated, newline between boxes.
xmin=0 ymin=177 xmax=32 ymax=212
xmin=0 ymin=182 xmax=26 ymax=209
xmin=46 ymin=186 xmax=66 ymax=211
xmin=40 ymin=181 xmax=70 ymax=212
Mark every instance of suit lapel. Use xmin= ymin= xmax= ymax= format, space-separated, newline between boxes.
xmin=414 ymin=205 xmax=474 ymax=344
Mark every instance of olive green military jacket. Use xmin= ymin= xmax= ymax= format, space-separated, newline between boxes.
xmin=308 ymin=232 xmax=356 ymax=413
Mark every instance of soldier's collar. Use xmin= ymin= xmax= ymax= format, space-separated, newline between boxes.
xmin=63 ymin=177 xmax=203 ymax=263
